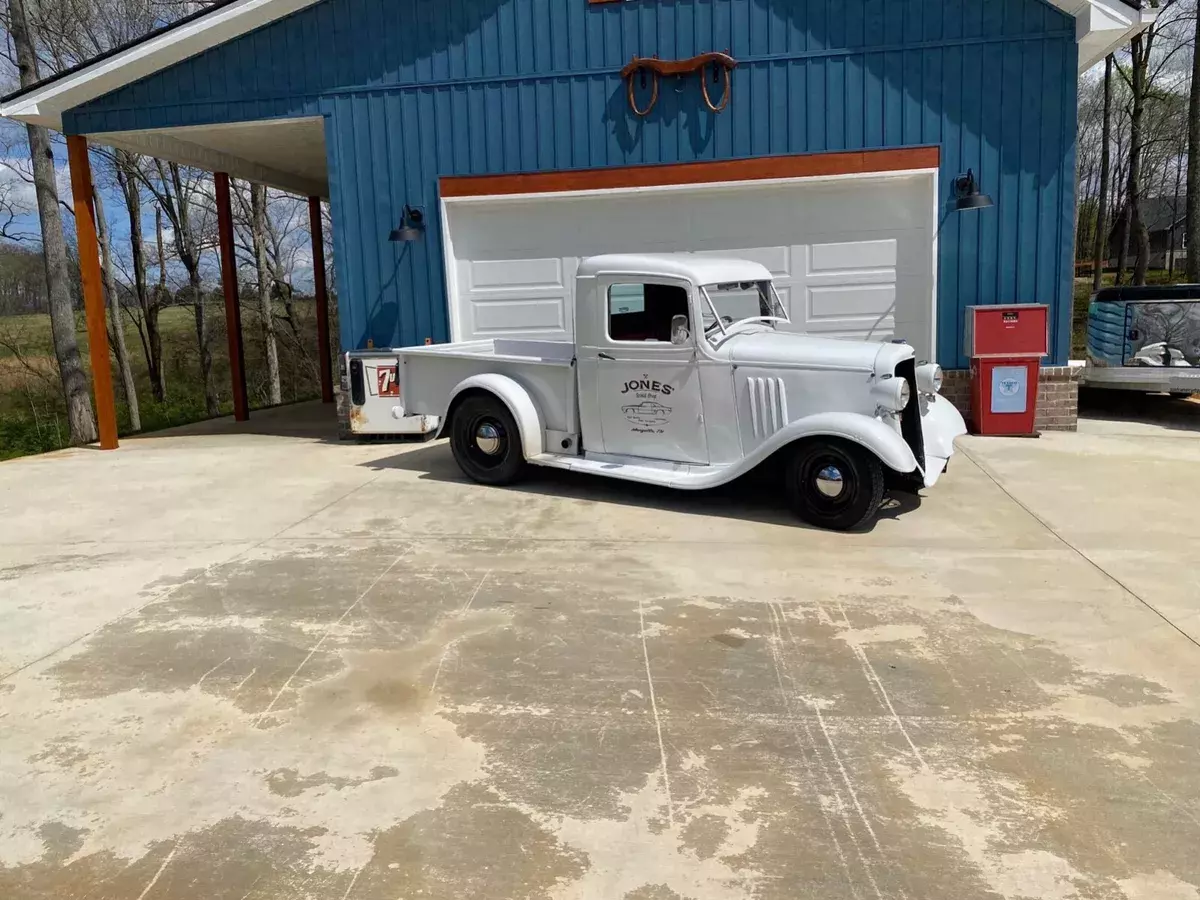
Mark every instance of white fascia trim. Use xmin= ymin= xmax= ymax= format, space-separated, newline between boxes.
xmin=1073 ymin=0 xmax=1158 ymax=72
xmin=92 ymin=126 xmax=328 ymax=198
xmin=0 ymin=0 xmax=322 ymax=131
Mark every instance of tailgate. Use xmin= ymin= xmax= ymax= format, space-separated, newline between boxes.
xmin=346 ymin=351 xmax=438 ymax=435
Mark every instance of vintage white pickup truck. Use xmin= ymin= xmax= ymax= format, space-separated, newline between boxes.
xmin=350 ymin=254 xmax=966 ymax=530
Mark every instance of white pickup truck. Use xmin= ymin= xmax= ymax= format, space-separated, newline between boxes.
xmin=350 ymin=254 xmax=966 ymax=530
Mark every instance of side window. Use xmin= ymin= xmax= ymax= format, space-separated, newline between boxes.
xmin=607 ymin=282 xmax=689 ymax=342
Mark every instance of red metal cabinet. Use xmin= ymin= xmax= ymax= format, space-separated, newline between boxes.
xmin=964 ymin=305 xmax=1048 ymax=436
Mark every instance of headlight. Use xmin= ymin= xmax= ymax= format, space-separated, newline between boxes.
xmin=873 ymin=376 xmax=910 ymax=412
xmin=916 ymin=363 xmax=943 ymax=394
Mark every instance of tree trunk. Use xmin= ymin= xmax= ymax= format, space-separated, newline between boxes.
xmin=93 ymin=188 xmax=140 ymax=432
xmin=1188 ymin=4 xmax=1200 ymax=283
xmin=161 ymin=162 xmax=218 ymax=416
xmin=117 ymin=150 xmax=164 ymax=401
xmin=1093 ymin=55 xmax=1113 ymax=291
xmin=7 ymin=0 xmax=97 ymax=445
xmin=189 ymin=268 xmax=216 ymax=416
xmin=1128 ymin=36 xmax=1150 ymax=286
xmin=251 ymin=184 xmax=282 ymax=405
xmin=1170 ymin=151 xmax=1183 ymax=279
xmin=1115 ymin=201 xmax=1131 ymax=285
xmin=153 ymin=206 xmax=168 ymax=397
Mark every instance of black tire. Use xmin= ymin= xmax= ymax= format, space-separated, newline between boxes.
xmin=785 ymin=438 xmax=886 ymax=531
xmin=449 ymin=394 xmax=526 ymax=486
xmin=1169 ymin=392 xmax=1194 ymax=400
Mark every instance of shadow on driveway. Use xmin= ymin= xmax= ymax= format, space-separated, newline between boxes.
xmin=361 ymin=440 xmax=923 ymax=533
xmin=1079 ymin=388 xmax=1200 ymax=433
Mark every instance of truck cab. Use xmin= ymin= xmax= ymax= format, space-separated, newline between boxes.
xmin=354 ymin=253 xmax=967 ymax=530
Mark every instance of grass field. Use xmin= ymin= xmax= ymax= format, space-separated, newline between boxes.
xmin=0 ymin=297 xmax=325 ymax=460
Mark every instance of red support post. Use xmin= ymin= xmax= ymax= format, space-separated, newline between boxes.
xmin=65 ymin=135 xmax=119 ymax=450
xmin=215 ymin=172 xmax=249 ymax=422
xmin=309 ymin=196 xmax=335 ymax=404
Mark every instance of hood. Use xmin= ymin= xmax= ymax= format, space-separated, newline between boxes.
xmin=720 ymin=329 xmax=914 ymax=373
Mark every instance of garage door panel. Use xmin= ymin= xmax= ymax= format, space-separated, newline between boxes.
xmin=808 ymin=284 xmax=896 ymax=319
xmin=468 ymin=257 xmax=563 ymax=290
xmin=470 ymin=298 xmax=567 ymax=335
xmin=810 ymin=239 xmax=897 ymax=272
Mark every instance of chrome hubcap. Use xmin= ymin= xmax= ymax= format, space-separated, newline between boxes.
xmin=815 ymin=465 xmax=845 ymax=498
xmin=474 ymin=422 xmax=503 ymax=456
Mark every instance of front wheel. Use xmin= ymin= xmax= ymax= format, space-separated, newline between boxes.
xmin=785 ymin=438 xmax=886 ymax=531
xmin=450 ymin=394 xmax=527 ymax=485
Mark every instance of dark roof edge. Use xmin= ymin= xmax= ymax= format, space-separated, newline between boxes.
xmin=1 ymin=0 xmax=240 ymax=105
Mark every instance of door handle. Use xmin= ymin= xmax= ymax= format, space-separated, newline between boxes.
xmin=598 ymin=352 xmax=616 ymax=361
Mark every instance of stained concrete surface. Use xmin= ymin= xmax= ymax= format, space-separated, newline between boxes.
xmin=2 ymin=401 xmax=1199 ymax=899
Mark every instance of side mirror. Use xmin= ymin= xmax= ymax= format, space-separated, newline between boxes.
xmin=670 ymin=315 xmax=690 ymax=345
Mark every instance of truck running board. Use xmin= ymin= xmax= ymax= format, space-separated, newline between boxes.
xmin=528 ymin=452 xmax=733 ymax=491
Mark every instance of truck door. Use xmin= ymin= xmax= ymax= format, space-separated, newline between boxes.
xmin=580 ymin=279 xmax=708 ymax=464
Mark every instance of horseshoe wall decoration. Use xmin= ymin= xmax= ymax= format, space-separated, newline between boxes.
xmin=620 ymin=52 xmax=738 ymax=117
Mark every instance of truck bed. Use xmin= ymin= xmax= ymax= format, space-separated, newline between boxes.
xmin=398 ymin=339 xmax=578 ymax=435
xmin=398 ymin=339 xmax=575 ymax=366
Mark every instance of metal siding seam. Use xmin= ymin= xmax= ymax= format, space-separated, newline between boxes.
xmin=1055 ymin=36 xmax=1078 ymax=365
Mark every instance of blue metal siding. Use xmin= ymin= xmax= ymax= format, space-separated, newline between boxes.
xmin=64 ymin=0 xmax=1078 ymax=366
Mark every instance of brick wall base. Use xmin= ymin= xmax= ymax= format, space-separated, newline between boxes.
xmin=335 ymin=353 xmax=353 ymax=440
xmin=941 ymin=366 xmax=1080 ymax=433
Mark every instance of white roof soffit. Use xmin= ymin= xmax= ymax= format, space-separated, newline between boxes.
xmin=0 ymin=0 xmax=323 ymax=131
xmin=1045 ymin=0 xmax=1158 ymax=72
xmin=91 ymin=122 xmax=329 ymax=198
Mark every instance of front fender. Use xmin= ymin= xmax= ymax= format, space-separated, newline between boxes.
xmin=756 ymin=412 xmax=919 ymax=474
xmin=444 ymin=374 xmax=544 ymax=460
xmin=920 ymin=394 xmax=968 ymax=460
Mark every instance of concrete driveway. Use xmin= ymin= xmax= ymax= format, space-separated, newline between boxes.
xmin=2 ymin=403 xmax=1198 ymax=900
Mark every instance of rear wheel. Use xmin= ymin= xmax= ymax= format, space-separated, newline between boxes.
xmin=450 ymin=394 xmax=526 ymax=485
xmin=785 ymin=438 xmax=886 ymax=531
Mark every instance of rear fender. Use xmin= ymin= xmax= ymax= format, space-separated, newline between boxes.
xmin=441 ymin=374 xmax=545 ymax=460
xmin=758 ymin=412 xmax=919 ymax=474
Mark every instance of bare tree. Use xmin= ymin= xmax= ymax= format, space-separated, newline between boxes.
xmin=5 ymin=0 xmax=97 ymax=444
xmin=114 ymin=149 xmax=166 ymax=401
xmin=1188 ymin=0 xmax=1200 ymax=282
xmin=144 ymin=160 xmax=219 ymax=416
xmin=1127 ymin=30 xmax=1151 ymax=285
xmin=92 ymin=185 xmax=140 ymax=431
xmin=1094 ymin=55 xmax=1115 ymax=291
xmin=250 ymin=184 xmax=281 ymax=404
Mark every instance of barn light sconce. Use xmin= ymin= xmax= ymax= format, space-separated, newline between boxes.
xmin=953 ymin=169 xmax=993 ymax=211
xmin=389 ymin=205 xmax=425 ymax=242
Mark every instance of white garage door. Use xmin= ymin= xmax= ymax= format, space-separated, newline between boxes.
xmin=442 ymin=173 xmax=937 ymax=360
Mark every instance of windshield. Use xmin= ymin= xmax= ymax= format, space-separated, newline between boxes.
xmin=699 ymin=280 xmax=789 ymax=334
